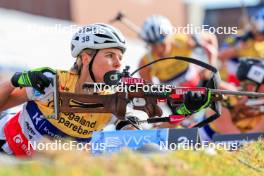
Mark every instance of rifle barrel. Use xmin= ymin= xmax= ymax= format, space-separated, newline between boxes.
xmin=210 ymin=89 xmax=264 ymax=97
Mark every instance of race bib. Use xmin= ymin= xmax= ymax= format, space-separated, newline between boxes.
xmin=247 ymin=65 xmax=264 ymax=83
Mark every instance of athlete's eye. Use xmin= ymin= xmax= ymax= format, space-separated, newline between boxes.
xmin=105 ymin=53 xmax=114 ymax=58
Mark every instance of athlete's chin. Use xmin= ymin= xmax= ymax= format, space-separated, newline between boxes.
xmin=95 ymin=77 xmax=104 ymax=83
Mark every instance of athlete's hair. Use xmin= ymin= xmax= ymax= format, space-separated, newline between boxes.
xmin=71 ymin=49 xmax=97 ymax=75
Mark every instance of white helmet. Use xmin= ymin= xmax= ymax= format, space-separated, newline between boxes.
xmin=71 ymin=23 xmax=126 ymax=58
xmin=251 ymin=8 xmax=264 ymax=34
xmin=140 ymin=15 xmax=173 ymax=44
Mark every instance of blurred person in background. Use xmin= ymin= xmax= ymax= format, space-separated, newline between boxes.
xmin=219 ymin=7 xmax=264 ymax=86
xmin=137 ymin=15 xmax=237 ymax=128
xmin=199 ymin=58 xmax=264 ymax=141
xmin=138 ymin=15 xmax=219 ymax=87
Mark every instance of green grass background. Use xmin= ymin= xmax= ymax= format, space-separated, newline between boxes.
xmin=0 ymin=140 xmax=263 ymax=176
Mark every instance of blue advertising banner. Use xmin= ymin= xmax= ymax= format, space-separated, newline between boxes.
xmin=91 ymin=128 xmax=169 ymax=154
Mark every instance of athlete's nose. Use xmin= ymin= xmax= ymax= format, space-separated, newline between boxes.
xmin=113 ymin=56 xmax=121 ymax=69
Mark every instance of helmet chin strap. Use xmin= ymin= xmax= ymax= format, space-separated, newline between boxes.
xmin=88 ymin=50 xmax=99 ymax=82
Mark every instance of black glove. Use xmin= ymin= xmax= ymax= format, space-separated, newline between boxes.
xmin=11 ymin=67 xmax=56 ymax=94
xmin=176 ymin=90 xmax=212 ymax=115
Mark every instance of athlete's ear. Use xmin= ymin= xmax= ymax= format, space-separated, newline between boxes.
xmin=80 ymin=52 xmax=92 ymax=67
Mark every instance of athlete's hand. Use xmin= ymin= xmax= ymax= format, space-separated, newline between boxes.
xmin=176 ymin=90 xmax=212 ymax=115
xmin=11 ymin=67 xmax=56 ymax=94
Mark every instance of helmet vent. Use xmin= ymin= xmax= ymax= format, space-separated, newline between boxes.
xmin=94 ymin=33 xmax=113 ymax=39
xmin=112 ymin=31 xmax=125 ymax=43
xmin=74 ymin=36 xmax=79 ymax=41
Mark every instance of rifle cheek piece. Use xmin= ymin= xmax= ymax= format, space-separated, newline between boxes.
xmin=114 ymin=92 xmax=128 ymax=120
xmin=145 ymin=103 xmax=163 ymax=117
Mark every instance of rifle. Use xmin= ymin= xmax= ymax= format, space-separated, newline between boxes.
xmin=109 ymin=11 xmax=142 ymax=37
xmin=52 ymin=56 xmax=264 ymax=128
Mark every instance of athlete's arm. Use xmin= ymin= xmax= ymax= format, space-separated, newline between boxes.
xmin=211 ymin=100 xmax=264 ymax=133
xmin=0 ymin=80 xmax=28 ymax=112
xmin=249 ymin=117 xmax=264 ymax=133
xmin=218 ymin=47 xmax=238 ymax=61
xmin=0 ymin=80 xmax=15 ymax=107
xmin=219 ymin=81 xmax=238 ymax=91
xmin=208 ymin=107 xmax=241 ymax=134
xmin=0 ymin=67 xmax=55 ymax=112
xmin=200 ymin=32 xmax=218 ymax=66
xmin=138 ymin=58 xmax=152 ymax=82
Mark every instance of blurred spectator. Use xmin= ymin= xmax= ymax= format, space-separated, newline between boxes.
xmin=219 ymin=7 xmax=264 ymax=85
xmin=200 ymin=58 xmax=264 ymax=140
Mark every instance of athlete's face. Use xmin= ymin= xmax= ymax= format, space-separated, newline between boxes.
xmin=151 ymin=43 xmax=166 ymax=57
xmin=241 ymin=81 xmax=264 ymax=92
xmin=92 ymin=48 xmax=123 ymax=82
xmin=257 ymin=84 xmax=264 ymax=92
xmin=151 ymin=38 xmax=172 ymax=57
